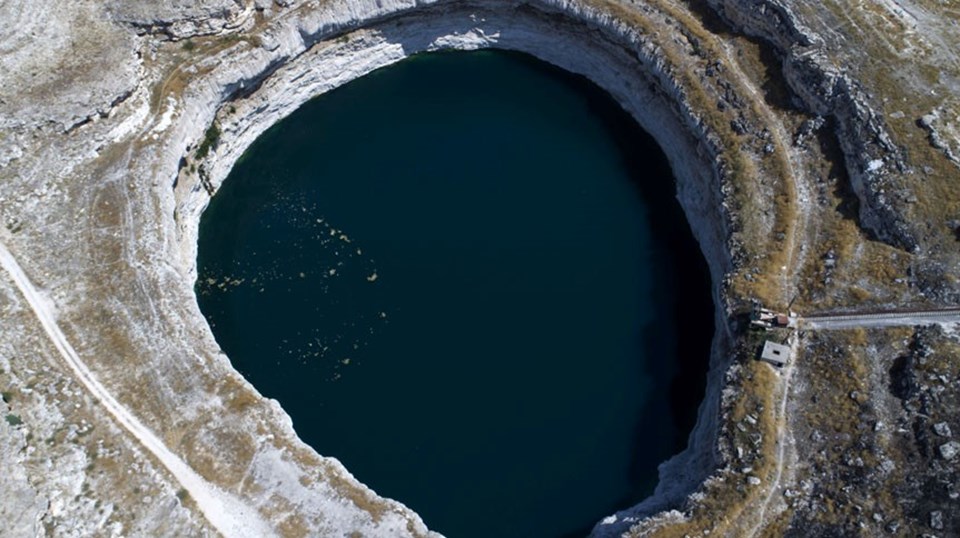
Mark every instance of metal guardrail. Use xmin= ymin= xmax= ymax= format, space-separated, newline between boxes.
xmin=802 ymin=308 xmax=960 ymax=323
xmin=795 ymin=309 xmax=960 ymax=331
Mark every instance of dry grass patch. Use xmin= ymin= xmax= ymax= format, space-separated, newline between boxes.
xmin=628 ymin=347 xmax=785 ymax=537
xmin=321 ymin=463 xmax=390 ymax=523
xmin=276 ymin=513 xmax=310 ymax=538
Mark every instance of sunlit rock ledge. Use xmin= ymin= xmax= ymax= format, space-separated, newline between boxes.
xmin=177 ymin=3 xmax=736 ymax=535
xmin=1 ymin=0 xmax=958 ymax=536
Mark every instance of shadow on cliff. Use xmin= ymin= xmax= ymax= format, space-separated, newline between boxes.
xmin=373 ymin=9 xmax=716 ymax=536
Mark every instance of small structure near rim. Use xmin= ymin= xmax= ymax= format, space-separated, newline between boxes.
xmin=759 ymin=340 xmax=791 ymax=367
xmin=750 ymin=302 xmax=796 ymax=330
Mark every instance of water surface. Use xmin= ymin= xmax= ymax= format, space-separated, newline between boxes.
xmin=197 ymin=50 xmax=712 ymax=538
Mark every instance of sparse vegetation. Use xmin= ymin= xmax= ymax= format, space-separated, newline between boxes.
xmin=777 ymin=327 xmax=960 ymax=535
xmin=195 ymin=124 xmax=221 ymax=160
xmin=3 ymin=0 xmax=959 ymax=535
xmin=217 ymin=34 xmax=243 ymax=46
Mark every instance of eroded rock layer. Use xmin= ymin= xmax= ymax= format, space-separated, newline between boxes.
xmin=0 ymin=0 xmax=957 ymax=536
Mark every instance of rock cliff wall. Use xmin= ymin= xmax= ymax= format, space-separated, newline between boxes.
xmin=0 ymin=0 xmax=812 ymax=534
xmin=171 ymin=0 xmax=743 ymax=534
xmin=3 ymin=0 xmax=957 ymax=535
xmin=709 ymin=0 xmax=920 ymax=252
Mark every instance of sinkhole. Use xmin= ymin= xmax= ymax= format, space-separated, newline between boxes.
xmin=196 ymin=50 xmax=712 ymax=538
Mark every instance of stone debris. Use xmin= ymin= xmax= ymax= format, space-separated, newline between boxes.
xmin=938 ymin=441 xmax=960 ymax=460
xmin=3 ymin=0 xmax=960 ymax=536
xmin=933 ymin=422 xmax=952 ymax=437
xmin=930 ymin=510 xmax=944 ymax=530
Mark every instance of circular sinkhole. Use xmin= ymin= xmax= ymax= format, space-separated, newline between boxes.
xmin=196 ymin=50 xmax=712 ymax=538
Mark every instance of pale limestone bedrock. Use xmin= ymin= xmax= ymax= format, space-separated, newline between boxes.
xmin=2 ymin=0 xmax=943 ymax=536
xmin=0 ymin=0 xmax=738 ymax=534
xmin=173 ymin=2 xmax=737 ymax=536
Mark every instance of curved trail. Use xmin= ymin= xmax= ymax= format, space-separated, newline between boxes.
xmin=747 ymin=337 xmax=798 ymax=536
xmin=715 ymin=33 xmax=808 ymax=536
xmin=0 ymin=240 xmax=275 ymax=538
xmin=742 ymin=307 xmax=959 ymax=534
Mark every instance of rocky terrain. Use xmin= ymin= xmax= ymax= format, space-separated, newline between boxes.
xmin=0 ymin=0 xmax=957 ymax=536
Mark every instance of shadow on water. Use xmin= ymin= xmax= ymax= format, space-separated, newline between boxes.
xmin=491 ymin=52 xmax=715 ymax=533
xmin=573 ymin=62 xmax=714 ymax=453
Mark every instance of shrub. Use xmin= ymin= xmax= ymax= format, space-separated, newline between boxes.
xmin=195 ymin=124 xmax=221 ymax=160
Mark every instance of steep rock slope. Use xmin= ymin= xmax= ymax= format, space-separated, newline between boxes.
xmin=0 ymin=0 xmax=957 ymax=536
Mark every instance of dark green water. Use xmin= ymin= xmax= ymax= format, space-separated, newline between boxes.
xmin=197 ymin=50 xmax=712 ymax=538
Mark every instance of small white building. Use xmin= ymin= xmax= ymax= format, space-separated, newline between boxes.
xmin=760 ymin=340 xmax=790 ymax=367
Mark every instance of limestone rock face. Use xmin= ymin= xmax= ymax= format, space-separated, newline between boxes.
xmin=0 ymin=408 xmax=45 ymax=537
xmin=710 ymin=0 xmax=919 ymax=251
xmin=0 ymin=0 xmax=139 ymax=130
xmin=106 ymin=0 xmax=251 ymax=39
xmin=1 ymin=0 xmax=958 ymax=536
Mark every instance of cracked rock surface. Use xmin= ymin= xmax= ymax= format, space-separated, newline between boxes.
xmin=1 ymin=0 xmax=958 ymax=536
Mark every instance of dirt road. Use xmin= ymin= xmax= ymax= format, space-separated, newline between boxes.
xmin=0 ymin=240 xmax=275 ymax=538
